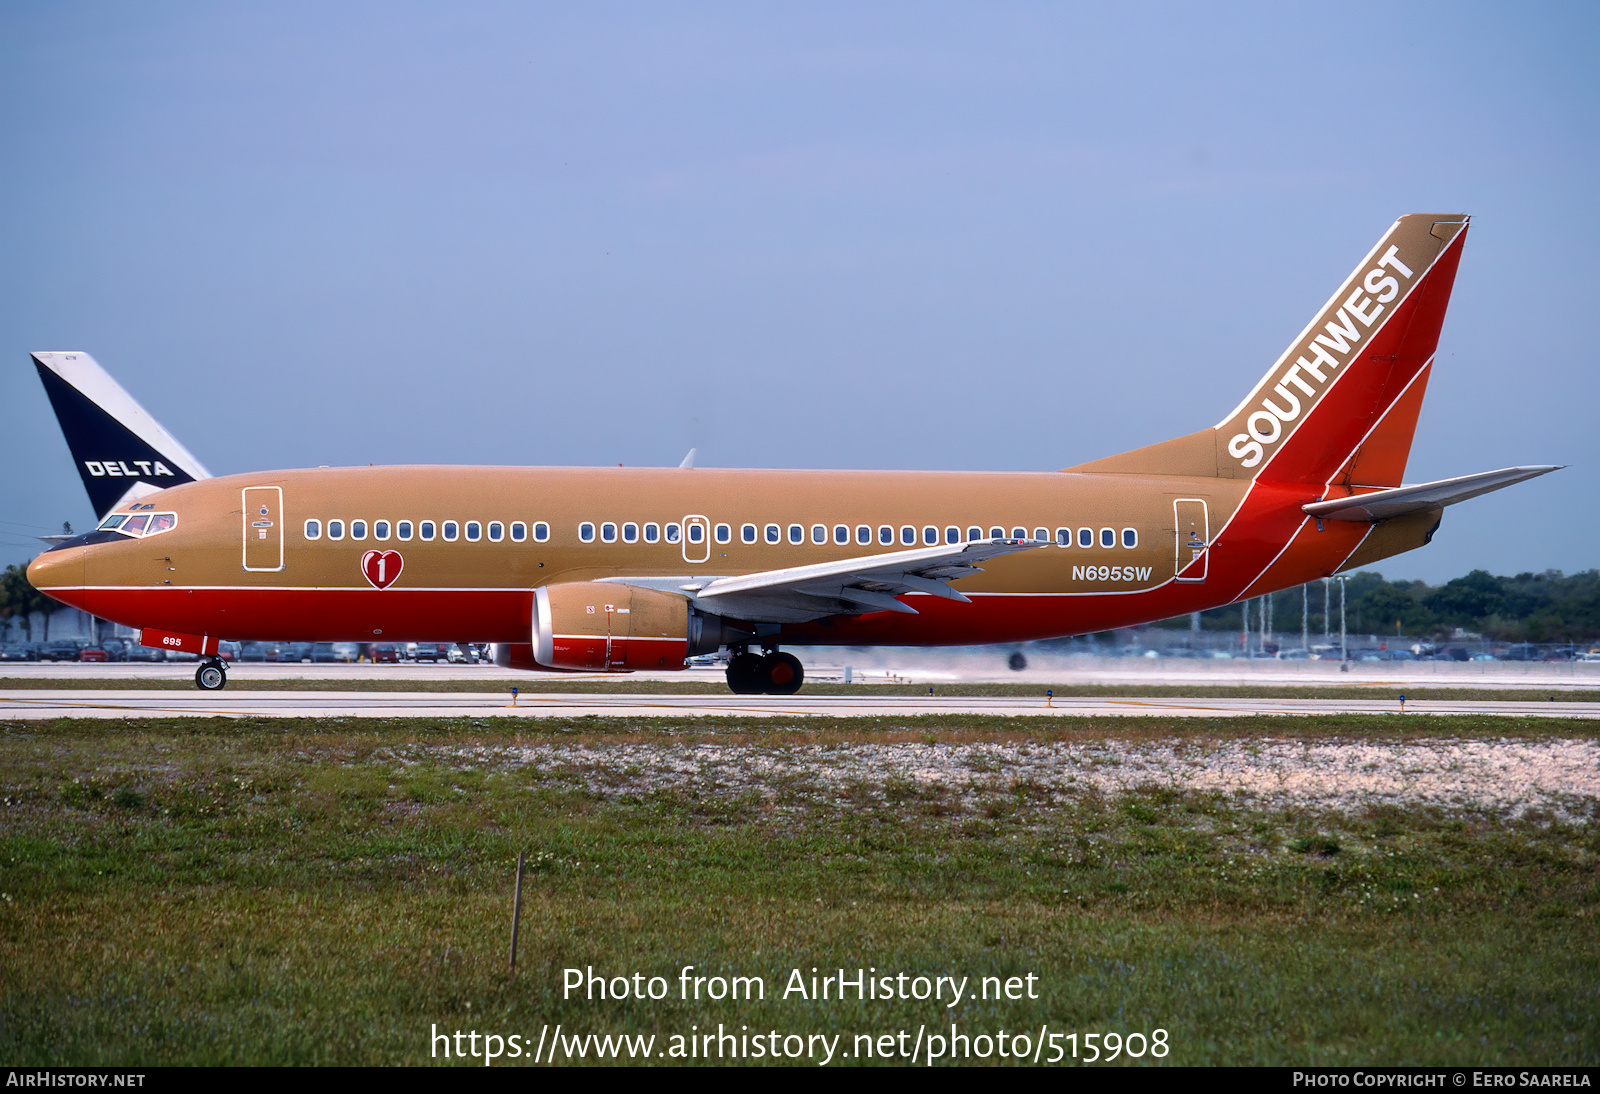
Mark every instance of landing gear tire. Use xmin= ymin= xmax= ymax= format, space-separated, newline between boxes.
xmin=725 ymin=651 xmax=765 ymax=694
xmin=195 ymin=659 xmax=227 ymax=691
xmin=758 ymin=651 xmax=804 ymax=695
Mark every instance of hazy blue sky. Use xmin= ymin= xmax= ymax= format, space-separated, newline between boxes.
xmin=3 ymin=2 xmax=1596 ymax=583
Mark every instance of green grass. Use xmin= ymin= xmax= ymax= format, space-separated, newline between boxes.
xmin=2 ymin=716 xmax=1596 ymax=1066
xmin=4 ymin=676 xmax=1598 ymax=702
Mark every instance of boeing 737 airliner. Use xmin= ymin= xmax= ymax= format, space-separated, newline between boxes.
xmin=25 ymin=214 xmax=1558 ymax=692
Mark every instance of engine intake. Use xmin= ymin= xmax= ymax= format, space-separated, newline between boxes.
xmin=525 ymin=582 xmax=736 ymax=672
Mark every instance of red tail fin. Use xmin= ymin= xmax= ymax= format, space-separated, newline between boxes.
xmin=1067 ymin=215 xmax=1468 ymax=485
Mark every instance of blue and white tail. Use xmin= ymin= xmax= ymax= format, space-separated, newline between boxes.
xmin=31 ymin=352 xmax=211 ymax=518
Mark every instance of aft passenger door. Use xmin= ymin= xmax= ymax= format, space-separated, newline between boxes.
xmin=243 ymin=486 xmax=284 ymax=572
xmin=1173 ymin=498 xmax=1208 ymax=583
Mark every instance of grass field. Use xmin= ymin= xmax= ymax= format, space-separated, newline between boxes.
xmin=2 ymin=714 xmax=1597 ymax=1066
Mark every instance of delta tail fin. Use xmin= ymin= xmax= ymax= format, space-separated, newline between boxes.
xmin=1068 ymin=214 xmax=1471 ymax=487
xmin=30 ymin=352 xmax=211 ymax=519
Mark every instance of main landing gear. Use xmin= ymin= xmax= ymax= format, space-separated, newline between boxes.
xmin=195 ymin=657 xmax=228 ymax=691
xmin=725 ymin=647 xmax=804 ymax=695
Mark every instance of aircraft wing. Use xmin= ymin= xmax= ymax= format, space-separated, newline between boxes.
xmin=1302 ymin=466 xmax=1561 ymax=522
xmin=684 ymin=538 xmax=1049 ymax=624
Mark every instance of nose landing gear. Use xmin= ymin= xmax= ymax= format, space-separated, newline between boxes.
xmin=195 ymin=658 xmax=228 ymax=691
xmin=724 ymin=647 xmax=805 ymax=695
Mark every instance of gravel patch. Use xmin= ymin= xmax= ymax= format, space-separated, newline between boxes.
xmin=405 ymin=738 xmax=1600 ymax=823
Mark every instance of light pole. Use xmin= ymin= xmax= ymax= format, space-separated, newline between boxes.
xmin=1339 ymin=575 xmax=1348 ymax=672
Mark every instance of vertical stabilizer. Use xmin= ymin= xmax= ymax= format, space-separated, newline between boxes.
xmin=30 ymin=352 xmax=211 ymax=518
xmin=1067 ymin=214 xmax=1468 ymax=486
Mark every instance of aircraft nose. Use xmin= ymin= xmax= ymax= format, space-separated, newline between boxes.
xmin=26 ymin=547 xmax=85 ymax=599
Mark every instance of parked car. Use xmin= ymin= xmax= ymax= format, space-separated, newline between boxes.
xmin=123 ymin=642 xmax=165 ymax=662
xmin=371 ymin=644 xmax=402 ymax=664
xmin=96 ymin=637 xmax=132 ymax=661
xmin=264 ymin=642 xmax=313 ymax=663
xmin=216 ymin=640 xmax=241 ymax=662
xmin=331 ymin=642 xmax=362 ymax=662
xmin=78 ymin=646 xmax=110 ymax=662
xmin=0 ymin=643 xmax=36 ymax=662
xmin=38 ymin=640 xmax=84 ymax=662
xmin=412 ymin=642 xmax=451 ymax=663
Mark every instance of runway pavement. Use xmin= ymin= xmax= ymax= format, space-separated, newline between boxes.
xmin=4 ymin=656 xmax=1597 ymax=689
xmin=3 ymin=689 xmax=1597 ymax=720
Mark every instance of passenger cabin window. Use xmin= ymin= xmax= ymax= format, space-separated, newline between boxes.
xmin=600 ymin=522 xmax=617 ymax=543
xmin=398 ymin=521 xmax=414 ymax=541
xmin=967 ymin=527 xmax=982 ymax=541
xmin=1122 ymin=528 xmax=1138 ymax=548
xmin=834 ymin=525 xmax=849 ymax=545
xmin=715 ymin=523 xmax=731 ymax=544
xmin=741 ymin=524 xmax=757 ymax=544
xmin=375 ymin=521 xmax=390 ymax=540
xmin=923 ymin=526 xmax=938 ymax=545
xmin=1078 ymin=528 xmax=1092 ymax=548
xmin=1033 ymin=527 xmax=1048 ymax=542
xmin=305 ymin=519 xmax=321 ymax=540
xmin=688 ymin=524 xmax=704 ymax=544
xmin=666 ymin=524 xmax=680 ymax=544
xmin=811 ymin=524 xmax=826 ymax=545
xmin=351 ymin=520 xmax=367 ymax=540
xmin=1100 ymin=527 xmax=1115 ymax=548
xmin=1056 ymin=528 xmax=1071 ymax=546
xmin=465 ymin=521 xmax=481 ymax=542
xmin=443 ymin=521 xmax=459 ymax=541
xmin=622 ymin=522 xmax=638 ymax=543
xmin=789 ymin=525 xmax=804 ymax=545
xmin=900 ymin=526 xmax=915 ymax=546
xmin=989 ymin=527 xmax=1004 ymax=540
xmin=420 ymin=521 xmax=436 ymax=541
xmin=878 ymin=526 xmax=893 ymax=545
xmin=856 ymin=525 xmax=871 ymax=545
xmin=579 ymin=522 xmax=596 ymax=543
xmin=328 ymin=520 xmax=344 ymax=540
xmin=945 ymin=526 xmax=960 ymax=544
xmin=488 ymin=522 xmax=503 ymax=542
xmin=643 ymin=523 xmax=659 ymax=543
xmin=533 ymin=522 xmax=549 ymax=542
xmin=765 ymin=524 xmax=780 ymax=544
xmin=509 ymin=522 xmax=525 ymax=542
xmin=1011 ymin=527 xmax=1026 ymax=540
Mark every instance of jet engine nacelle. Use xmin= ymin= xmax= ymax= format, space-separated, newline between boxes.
xmin=528 ymin=581 xmax=735 ymax=672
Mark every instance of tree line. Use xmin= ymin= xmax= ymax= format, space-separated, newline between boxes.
xmin=1175 ymin=568 xmax=1600 ymax=643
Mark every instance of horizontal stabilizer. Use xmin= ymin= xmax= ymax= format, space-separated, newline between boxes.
xmin=1302 ymin=466 xmax=1562 ymax=522
xmin=687 ymin=538 xmax=1048 ymax=624
xmin=30 ymin=352 xmax=211 ymax=519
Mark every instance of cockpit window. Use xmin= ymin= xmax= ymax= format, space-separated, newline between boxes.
xmin=100 ymin=511 xmax=179 ymax=538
